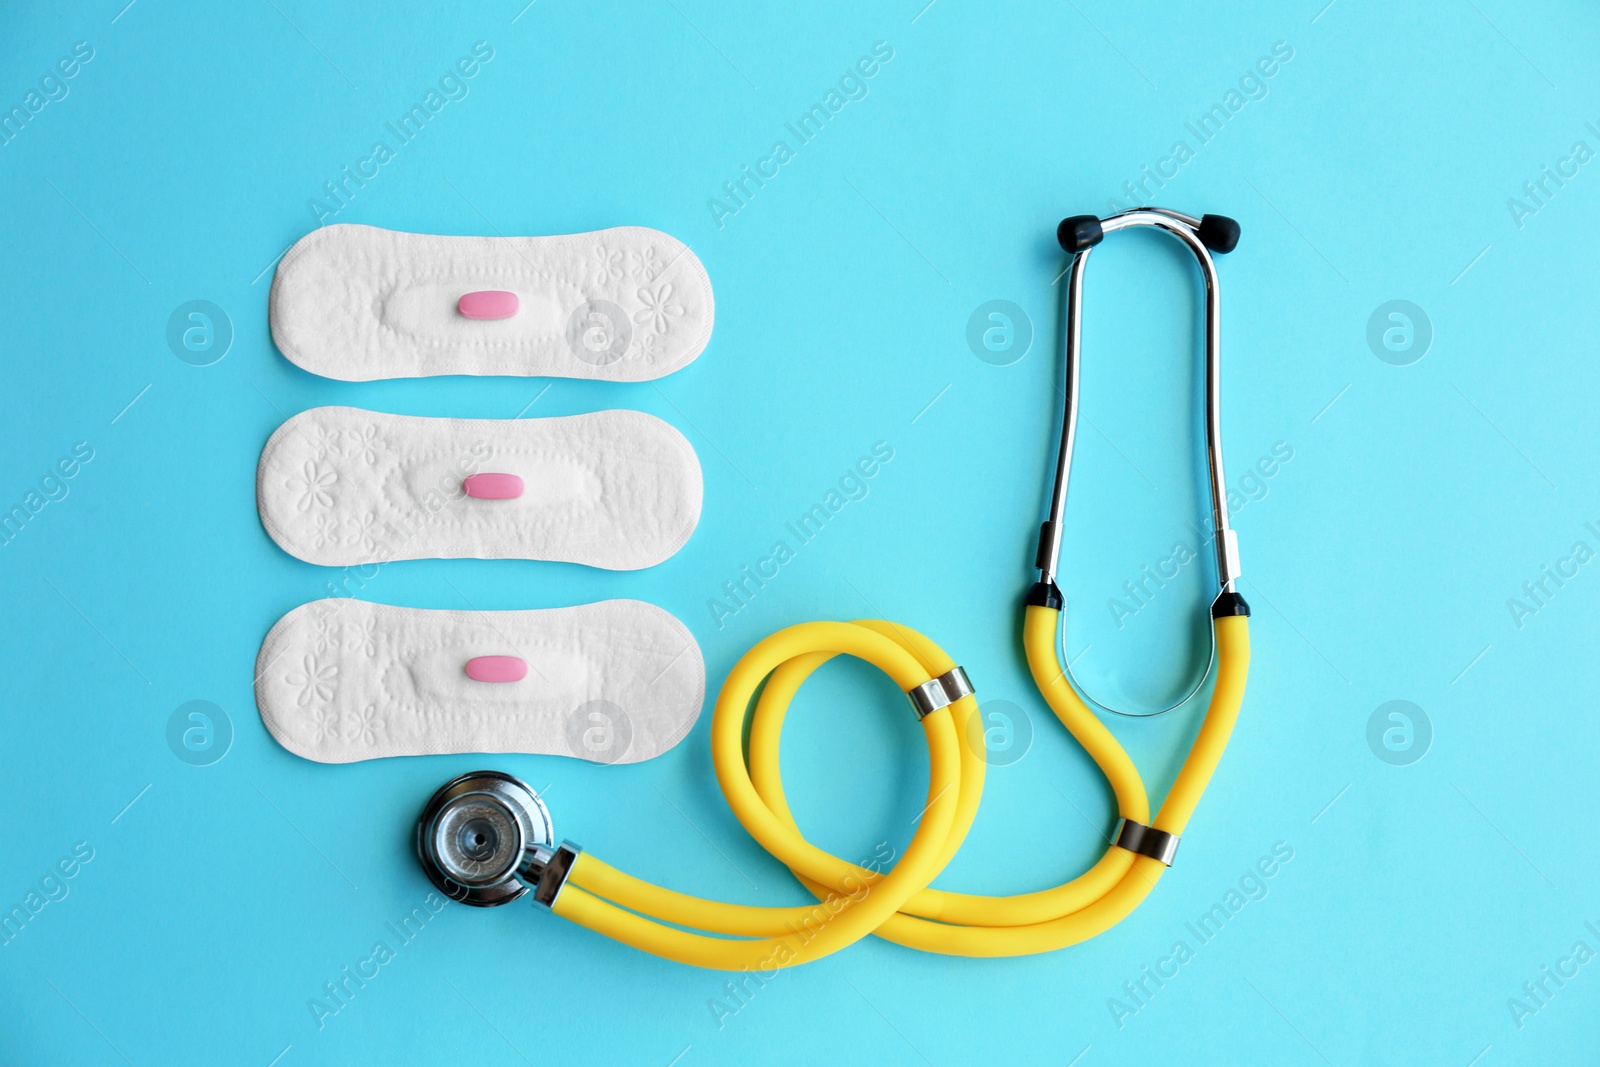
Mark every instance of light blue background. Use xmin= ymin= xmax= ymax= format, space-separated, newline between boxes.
xmin=2 ymin=1 xmax=1597 ymax=1064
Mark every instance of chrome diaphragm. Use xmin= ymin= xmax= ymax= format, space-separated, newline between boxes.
xmin=415 ymin=771 xmax=553 ymax=907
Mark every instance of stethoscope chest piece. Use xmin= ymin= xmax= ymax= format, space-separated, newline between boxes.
xmin=416 ymin=771 xmax=553 ymax=907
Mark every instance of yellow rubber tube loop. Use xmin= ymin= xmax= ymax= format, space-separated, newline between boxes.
xmin=549 ymin=610 xmax=1250 ymax=968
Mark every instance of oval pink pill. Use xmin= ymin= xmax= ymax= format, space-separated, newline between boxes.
xmin=465 ymin=656 xmax=528 ymax=683
xmin=457 ymin=290 xmax=520 ymax=320
xmin=463 ymin=473 xmax=524 ymax=500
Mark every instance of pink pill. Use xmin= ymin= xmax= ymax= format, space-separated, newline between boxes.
xmin=457 ymin=290 xmax=519 ymax=320
xmin=465 ymin=656 xmax=528 ymax=683
xmin=463 ymin=473 xmax=524 ymax=500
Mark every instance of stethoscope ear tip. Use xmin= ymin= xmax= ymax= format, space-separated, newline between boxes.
xmin=1057 ymin=215 xmax=1105 ymax=255
xmin=1197 ymin=214 xmax=1241 ymax=254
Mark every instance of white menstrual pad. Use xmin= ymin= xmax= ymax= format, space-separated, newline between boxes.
xmin=256 ymin=406 xmax=702 ymax=569
xmin=256 ymin=598 xmax=704 ymax=764
xmin=269 ymin=223 xmax=713 ymax=381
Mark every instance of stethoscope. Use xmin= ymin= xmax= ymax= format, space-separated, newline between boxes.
xmin=417 ymin=207 xmax=1252 ymax=969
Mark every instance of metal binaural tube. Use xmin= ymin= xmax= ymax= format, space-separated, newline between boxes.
xmin=1036 ymin=208 xmax=1241 ymax=596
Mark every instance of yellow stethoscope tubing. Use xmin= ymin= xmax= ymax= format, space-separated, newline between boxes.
xmin=547 ymin=609 xmax=1248 ymax=968
xmin=551 ymin=621 xmax=964 ymax=971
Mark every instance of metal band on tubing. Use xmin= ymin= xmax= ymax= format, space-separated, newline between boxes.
xmin=1114 ymin=819 xmax=1180 ymax=866
xmin=908 ymin=666 xmax=975 ymax=720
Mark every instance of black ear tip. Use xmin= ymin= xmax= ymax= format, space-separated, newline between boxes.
xmin=1198 ymin=214 xmax=1241 ymax=253
xmin=1057 ymin=215 xmax=1104 ymax=254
